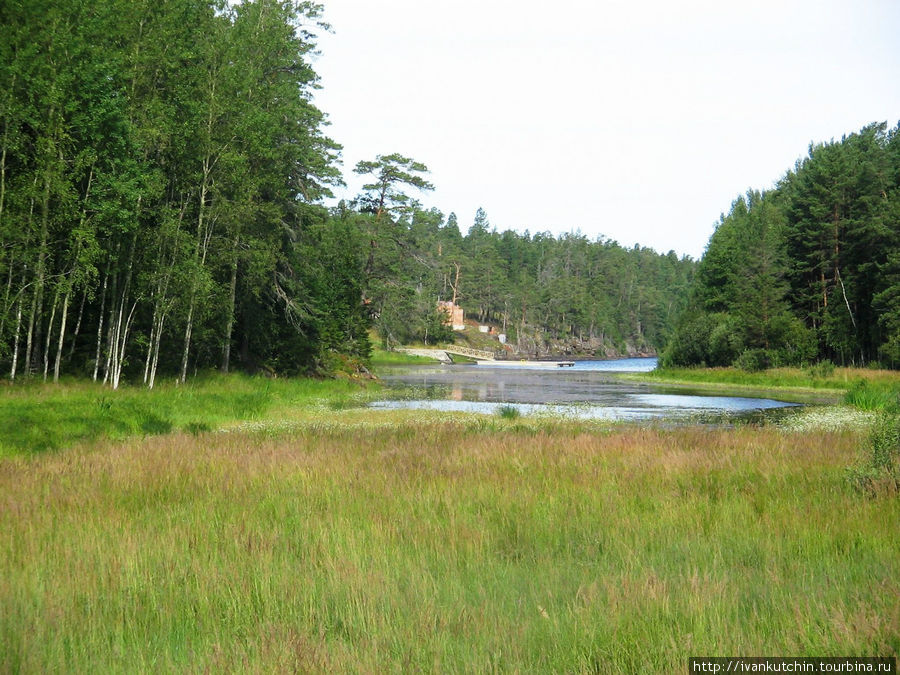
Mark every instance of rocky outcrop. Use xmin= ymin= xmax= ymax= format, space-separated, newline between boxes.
xmin=508 ymin=334 xmax=656 ymax=360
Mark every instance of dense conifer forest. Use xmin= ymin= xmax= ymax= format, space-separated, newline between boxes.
xmin=341 ymin=195 xmax=695 ymax=357
xmin=663 ymin=122 xmax=900 ymax=370
xmin=0 ymin=0 xmax=696 ymax=384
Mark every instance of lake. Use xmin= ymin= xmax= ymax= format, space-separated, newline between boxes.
xmin=373 ymin=357 xmax=800 ymax=422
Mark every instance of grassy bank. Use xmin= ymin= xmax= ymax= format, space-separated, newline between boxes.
xmin=632 ymin=366 xmax=900 ymax=407
xmin=637 ymin=365 xmax=900 ymax=390
xmin=0 ymin=375 xmax=376 ymax=457
xmin=1 ymin=424 xmax=897 ymax=671
xmin=368 ymin=347 xmax=438 ymax=367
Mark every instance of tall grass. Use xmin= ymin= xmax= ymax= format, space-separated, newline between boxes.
xmin=849 ymin=407 xmax=900 ymax=495
xmin=1 ymin=424 xmax=897 ymax=672
xmin=843 ymin=379 xmax=900 ymax=412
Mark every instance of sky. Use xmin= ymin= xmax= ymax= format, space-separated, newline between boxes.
xmin=310 ymin=0 xmax=900 ymax=259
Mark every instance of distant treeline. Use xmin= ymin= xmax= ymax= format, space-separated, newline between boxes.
xmin=0 ymin=0 xmax=696 ymax=385
xmin=348 ymin=198 xmax=695 ymax=356
xmin=663 ymin=122 xmax=900 ymax=370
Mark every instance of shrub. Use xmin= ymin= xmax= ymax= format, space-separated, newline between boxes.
xmin=184 ymin=421 xmax=212 ymax=435
xmin=659 ymin=312 xmax=716 ymax=367
xmin=708 ymin=314 xmax=744 ymax=366
xmin=772 ymin=316 xmax=818 ymax=366
xmin=805 ymin=360 xmax=835 ymax=379
xmin=734 ymin=349 xmax=773 ymax=372
xmin=138 ymin=413 xmax=173 ymax=435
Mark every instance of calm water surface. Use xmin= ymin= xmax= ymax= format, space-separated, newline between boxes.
xmin=373 ymin=358 xmax=799 ymax=422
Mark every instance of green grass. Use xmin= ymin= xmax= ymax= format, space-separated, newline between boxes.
xmin=1 ymin=424 xmax=897 ymax=672
xmin=843 ymin=379 xmax=900 ymax=412
xmin=849 ymin=411 xmax=900 ymax=495
xmin=368 ymin=348 xmax=437 ymax=367
xmin=1 ymin=372 xmax=897 ymax=669
xmin=0 ymin=374 xmax=375 ymax=457
xmin=639 ymin=365 xmax=872 ymax=389
xmin=631 ymin=366 xmax=900 ymax=405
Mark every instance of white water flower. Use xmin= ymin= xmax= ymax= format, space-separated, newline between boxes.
xmin=777 ymin=407 xmax=876 ymax=433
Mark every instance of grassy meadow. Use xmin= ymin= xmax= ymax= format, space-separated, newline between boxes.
xmin=1 ymin=371 xmax=899 ymax=671
xmin=0 ymin=374 xmax=376 ymax=458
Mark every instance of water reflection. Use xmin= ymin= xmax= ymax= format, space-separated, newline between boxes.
xmin=375 ymin=358 xmax=799 ymax=422
xmin=370 ymin=399 xmax=659 ymax=421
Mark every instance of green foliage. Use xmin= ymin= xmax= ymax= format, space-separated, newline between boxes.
xmin=734 ymin=348 xmax=774 ymax=372
xmin=0 ymin=2 xmax=699 ymax=382
xmin=0 ymin=0 xmax=362 ymax=385
xmin=667 ymin=124 xmax=900 ymax=370
xmin=874 ymin=248 xmax=900 ymax=368
xmin=353 ymin=153 xmax=434 ymax=216
xmin=659 ymin=312 xmax=717 ymax=367
xmin=357 ymin=199 xmax=694 ymax=358
xmin=708 ymin=313 xmax=745 ymax=366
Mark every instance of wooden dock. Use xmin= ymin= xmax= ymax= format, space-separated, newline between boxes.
xmin=395 ymin=348 xmax=575 ymax=368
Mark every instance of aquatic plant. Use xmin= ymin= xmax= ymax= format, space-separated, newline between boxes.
xmin=497 ymin=404 xmax=521 ymax=420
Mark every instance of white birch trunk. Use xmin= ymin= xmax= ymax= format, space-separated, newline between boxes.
xmin=111 ymin=301 xmax=137 ymax=390
xmin=92 ymin=267 xmax=108 ymax=381
xmin=0 ymin=257 xmax=13 ymax=343
xmin=10 ymin=295 xmax=22 ymax=380
xmin=53 ymin=287 xmax=70 ymax=382
xmin=42 ymin=287 xmax=60 ymax=381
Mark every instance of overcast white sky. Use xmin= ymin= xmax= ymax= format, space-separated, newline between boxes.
xmin=310 ymin=0 xmax=900 ymax=259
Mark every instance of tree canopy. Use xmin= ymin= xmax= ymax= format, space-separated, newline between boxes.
xmin=663 ymin=122 xmax=900 ymax=369
xmin=350 ymin=196 xmax=694 ymax=356
xmin=0 ymin=0 xmax=366 ymax=386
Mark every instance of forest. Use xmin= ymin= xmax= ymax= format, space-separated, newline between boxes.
xmin=0 ymin=0 xmax=695 ymax=386
xmin=663 ymin=122 xmax=900 ymax=370
xmin=4 ymin=0 xmax=898 ymax=388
